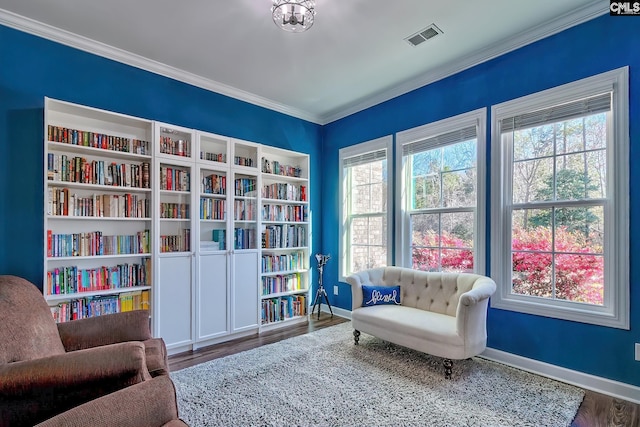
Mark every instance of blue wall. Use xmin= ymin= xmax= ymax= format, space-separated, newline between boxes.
xmin=0 ymin=24 xmax=322 ymax=286
xmin=322 ymin=14 xmax=640 ymax=387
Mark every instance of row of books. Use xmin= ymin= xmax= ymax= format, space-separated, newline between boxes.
xmin=234 ymin=227 xmax=256 ymax=250
xmin=234 ymin=178 xmax=257 ymax=197
xmin=200 ymin=198 xmax=226 ymax=220
xmin=261 ymin=295 xmax=307 ymax=324
xmin=47 ymin=230 xmax=150 ymax=257
xmin=261 ymin=204 xmax=308 ymax=222
xmin=261 ymin=273 xmax=305 ymax=296
xmin=160 ymin=202 xmax=190 ymax=219
xmin=48 ymin=125 xmax=150 ymax=155
xmin=261 ymin=251 xmax=306 ymax=273
xmin=201 ymin=151 xmax=226 ymax=163
xmin=160 ymin=166 xmax=190 ymax=191
xmin=159 ymin=136 xmax=191 ymax=157
xmin=234 ymin=200 xmax=256 ymax=221
xmin=261 ymin=157 xmax=302 ymax=178
xmin=48 ymin=188 xmax=150 ymax=218
xmin=47 ymin=260 xmax=151 ymax=295
xmin=201 ymin=173 xmax=226 ymax=195
xmin=160 ymin=229 xmax=191 ymax=252
xmin=50 ymin=290 xmax=150 ymax=323
xmin=261 ymin=183 xmax=307 ymax=202
xmin=262 ymin=224 xmax=306 ymax=249
xmin=47 ymin=154 xmax=151 ymax=188
xmin=234 ymin=155 xmax=255 ymax=167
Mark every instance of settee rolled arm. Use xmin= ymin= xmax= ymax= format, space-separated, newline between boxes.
xmin=0 ymin=342 xmax=151 ymax=426
xmin=455 ymin=277 xmax=496 ymax=347
xmin=34 ymin=376 xmax=185 ymax=427
xmin=57 ymin=310 xmax=152 ymax=351
xmin=458 ymin=278 xmax=497 ymax=306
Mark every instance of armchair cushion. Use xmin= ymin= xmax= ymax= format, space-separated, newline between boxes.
xmin=0 ymin=275 xmax=65 ymax=363
xmin=57 ymin=310 xmax=153 ymax=351
xmin=35 ymin=376 xmax=187 ymax=427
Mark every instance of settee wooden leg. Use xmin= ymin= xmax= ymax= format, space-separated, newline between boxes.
xmin=353 ymin=330 xmax=360 ymax=345
xmin=443 ymin=358 xmax=453 ymax=379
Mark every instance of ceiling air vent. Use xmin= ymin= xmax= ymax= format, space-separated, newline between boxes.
xmin=405 ymin=24 xmax=443 ymax=47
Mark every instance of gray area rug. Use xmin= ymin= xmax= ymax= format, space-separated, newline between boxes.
xmin=171 ymin=322 xmax=584 ymax=427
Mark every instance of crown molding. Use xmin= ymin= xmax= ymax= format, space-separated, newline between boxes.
xmin=319 ymin=0 xmax=609 ymax=124
xmin=0 ymin=2 xmax=608 ymax=126
xmin=0 ymin=8 xmax=322 ymax=124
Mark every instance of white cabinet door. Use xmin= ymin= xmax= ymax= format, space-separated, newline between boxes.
xmin=232 ymin=251 xmax=258 ymax=332
xmin=157 ymin=255 xmax=193 ymax=349
xmin=197 ymin=252 xmax=229 ymax=340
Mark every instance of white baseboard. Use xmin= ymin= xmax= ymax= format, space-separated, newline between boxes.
xmin=318 ymin=304 xmax=352 ymax=320
xmin=481 ymin=348 xmax=640 ymax=404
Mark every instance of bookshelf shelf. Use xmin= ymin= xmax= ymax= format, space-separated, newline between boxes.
xmin=46 ymin=181 xmax=152 ymax=193
xmin=261 ymin=289 xmax=310 ymax=299
xmin=261 ymin=221 xmax=309 ymax=225
xmin=47 ymin=253 xmax=151 ymax=261
xmin=261 ymin=269 xmax=308 ymax=277
xmin=47 ymin=216 xmax=151 ymax=221
xmin=261 ymin=198 xmax=308 ymax=205
xmin=260 ymin=314 xmax=308 ymax=330
xmin=47 ymin=141 xmax=152 ymax=161
xmin=45 ymin=286 xmax=152 ymax=302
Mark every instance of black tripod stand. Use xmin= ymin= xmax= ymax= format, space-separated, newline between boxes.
xmin=311 ymin=254 xmax=333 ymax=320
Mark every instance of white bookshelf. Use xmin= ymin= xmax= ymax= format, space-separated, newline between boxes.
xmin=44 ymin=97 xmax=312 ymax=352
xmin=259 ymin=145 xmax=310 ymax=331
xmin=44 ymin=97 xmax=153 ymax=323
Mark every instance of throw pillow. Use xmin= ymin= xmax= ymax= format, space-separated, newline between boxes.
xmin=362 ymin=285 xmax=401 ymax=307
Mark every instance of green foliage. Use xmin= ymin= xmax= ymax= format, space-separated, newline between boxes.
xmin=529 ymin=169 xmax=599 ymax=235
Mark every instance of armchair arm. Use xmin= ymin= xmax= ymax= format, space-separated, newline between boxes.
xmin=35 ymin=376 xmax=186 ymax=427
xmin=57 ymin=310 xmax=152 ymax=351
xmin=0 ymin=342 xmax=151 ymax=426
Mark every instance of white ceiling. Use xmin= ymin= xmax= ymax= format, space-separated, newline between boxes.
xmin=0 ymin=1 xmax=607 ymax=124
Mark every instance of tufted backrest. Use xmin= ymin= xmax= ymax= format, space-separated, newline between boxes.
xmin=347 ymin=267 xmax=483 ymax=316
xmin=0 ymin=275 xmax=66 ymax=363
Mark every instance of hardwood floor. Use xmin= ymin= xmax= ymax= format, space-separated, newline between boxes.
xmin=169 ymin=316 xmax=639 ymax=427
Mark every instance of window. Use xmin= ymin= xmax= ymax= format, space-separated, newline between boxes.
xmin=396 ymin=109 xmax=486 ymax=273
xmin=339 ymin=136 xmax=393 ymax=280
xmin=491 ymin=67 xmax=629 ymax=329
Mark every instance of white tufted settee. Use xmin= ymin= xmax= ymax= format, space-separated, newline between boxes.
xmin=346 ymin=267 xmax=496 ymax=377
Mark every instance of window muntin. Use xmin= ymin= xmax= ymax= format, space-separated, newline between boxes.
xmin=505 ymin=107 xmax=607 ymax=306
xmin=408 ymin=139 xmax=477 ymax=272
xmin=490 ymin=67 xmax=629 ymax=329
xmin=396 ymin=109 xmax=486 ymax=275
xmin=339 ymin=137 xmax=392 ymax=279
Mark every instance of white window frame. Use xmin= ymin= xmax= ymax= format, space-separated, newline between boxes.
xmin=490 ymin=67 xmax=629 ymax=329
xmin=395 ymin=108 xmax=487 ymax=274
xmin=339 ymin=136 xmax=393 ymax=281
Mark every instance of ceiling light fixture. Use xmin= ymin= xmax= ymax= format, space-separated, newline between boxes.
xmin=271 ymin=0 xmax=316 ymax=33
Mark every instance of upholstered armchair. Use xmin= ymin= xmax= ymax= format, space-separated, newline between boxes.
xmin=0 ymin=275 xmax=170 ymax=426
